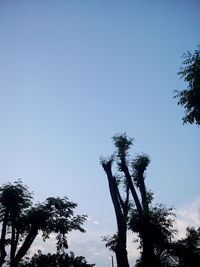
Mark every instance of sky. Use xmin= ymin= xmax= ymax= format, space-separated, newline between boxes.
xmin=0 ymin=0 xmax=199 ymax=266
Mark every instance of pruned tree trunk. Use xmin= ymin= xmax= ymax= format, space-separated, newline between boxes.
xmin=115 ymin=226 xmax=129 ymax=267
xmin=121 ymin=161 xmax=144 ymax=219
xmin=102 ymin=134 xmax=162 ymax=267
xmin=102 ymin=161 xmax=129 ymax=267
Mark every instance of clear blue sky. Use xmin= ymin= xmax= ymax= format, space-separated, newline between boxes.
xmin=0 ymin=0 xmax=199 ymax=266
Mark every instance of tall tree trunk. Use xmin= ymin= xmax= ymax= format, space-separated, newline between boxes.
xmin=13 ymin=229 xmax=20 ymax=264
xmin=115 ymin=226 xmax=129 ymax=267
xmin=138 ymin=171 xmax=150 ymax=217
xmin=102 ymin=161 xmax=129 ymax=267
xmin=10 ymin=225 xmax=16 ymax=263
xmin=121 ymin=161 xmax=144 ymax=220
xmin=0 ymin=209 xmax=9 ymax=267
xmin=10 ymin=225 xmax=20 ymax=265
xmin=141 ymin=227 xmax=160 ymax=267
xmin=138 ymin=171 xmax=160 ymax=266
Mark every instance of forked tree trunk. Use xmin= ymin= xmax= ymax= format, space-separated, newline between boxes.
xmin=102 ymin=161 xmax=129 ymax=267
xmin=10 ymin=229 xmax=38 ymax=267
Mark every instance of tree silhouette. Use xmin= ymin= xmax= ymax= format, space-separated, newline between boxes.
xmin=0 ymin=181 xmax=87 ymax=267
xmin=129 ymin=204 xmax=176 ymax=266
xmin=18 ymin=251 xmax=95 ymax=267
xmin=101 ymin=134 xmax=132 ymax=267
xmin=169 ymin=227 xmax=200 ymax=267
xmin=101 ymin=134 xmax=174 ymax=266
xmin=0 ymin=181 xmax=32 ymax=266
xmin=174 ymin=47 xmax=200 ymax=125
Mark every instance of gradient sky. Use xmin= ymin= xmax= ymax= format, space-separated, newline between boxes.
xmin=0 ymin=0 xmax=200 ymax=266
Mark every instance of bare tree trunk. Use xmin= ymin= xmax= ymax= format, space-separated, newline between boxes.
xmin=115 ymin=226 xmax=129 ymax=267
xmin=10 ymin=225 xmax=16 ymax=263
xmin=0 ymin=209 xmax=8 ymax=267
xmin=121 ymin=162 xmax=144 ymax=219
xmin=102 ymin=161 xmax=129 ymax=267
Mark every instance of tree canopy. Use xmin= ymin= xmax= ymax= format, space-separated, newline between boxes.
xmin=174 ymin=47 xmax=200 ymax=125
xmin=170 ymin=227 xmax=200 ymax=267
xmin=18 ymin=251 xmax=95 ymax=267
xmin=0 ymin=181 xmax=87 ymax=267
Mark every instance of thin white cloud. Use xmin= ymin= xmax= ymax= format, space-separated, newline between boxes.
xmin=175 ymin=196 xmax=200 ymax=238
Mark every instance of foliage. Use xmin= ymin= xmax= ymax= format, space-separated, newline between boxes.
xmin=0 ymin=180 xmax=32 ymax=216
xmin=0 ymin=181 xmax=87 ymax=267
xmin=132 ymin=154 xmax=150 ymax=187
xmin=112 ymin=133 xmax=134 ymax=168
xmin=18 ymin=251 xmax=95 ymax=267
xmin=170 ymin=227 xmax=200 ymax=267
xmin=134 ymin=226 xmax=200 ymax=267
xmin=174 ymin=47 xmax=200 ymax=125
xmin=102 ymin=234 xmax=118 ymax=252
xmin=129 ymin=204 xmax=176 ymax=249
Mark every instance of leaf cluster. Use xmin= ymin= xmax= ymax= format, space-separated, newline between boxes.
xmin=102 ymin=234 xmax=118 ymax=252
xmin=128 ymin=204 xmax=176 ymax=248
xmin=169 ymin=227 xmax=200 ymax=267
xmin=112 ymin=133 xmax=133 ymax=171
xmin=174 ymin=48 xmax=200 ymax=125
xmin=132 ymin=154 xmax=150 ymax=187
xmin=19 ymin=251 xmax=95 ymax=267
xmin=0 ymin=180 xmax=32 ymax=221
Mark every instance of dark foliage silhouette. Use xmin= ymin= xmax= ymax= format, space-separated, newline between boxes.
xmin=18 ymin=250 xmax=95 ymax=267
xmin=129 ymin=204 xmax=176 ymax=266
xmin=174 ymin=47 xmax=200 ymax=125
xmin=169 ymin=227 xmax=200 ymax=267
xmin=0 ymin=181 xmax=87 ymax=267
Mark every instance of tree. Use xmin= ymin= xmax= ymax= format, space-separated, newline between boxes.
xmin=101 ymin=134 xmax=173 ymax=267
xmin=0 ymin=181 xmax=32 ymax=266
xmin=101 ymin=135 xmax=132 ymax=267
xmin=18 ymin=250 xmax=95 ymax=267
xmin=174 ymin=47 xmax=200 ymax=125
xmin=129 ymin=204 xmax=176 ymax=266
xmin=0 ymin=181 xmax=87 ymax=267
xmin=169 ymin=227 xmax=200 ymax=267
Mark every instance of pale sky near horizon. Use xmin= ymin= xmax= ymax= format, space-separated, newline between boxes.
xmin=0 ymin=0 xmax=200 ymax=266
